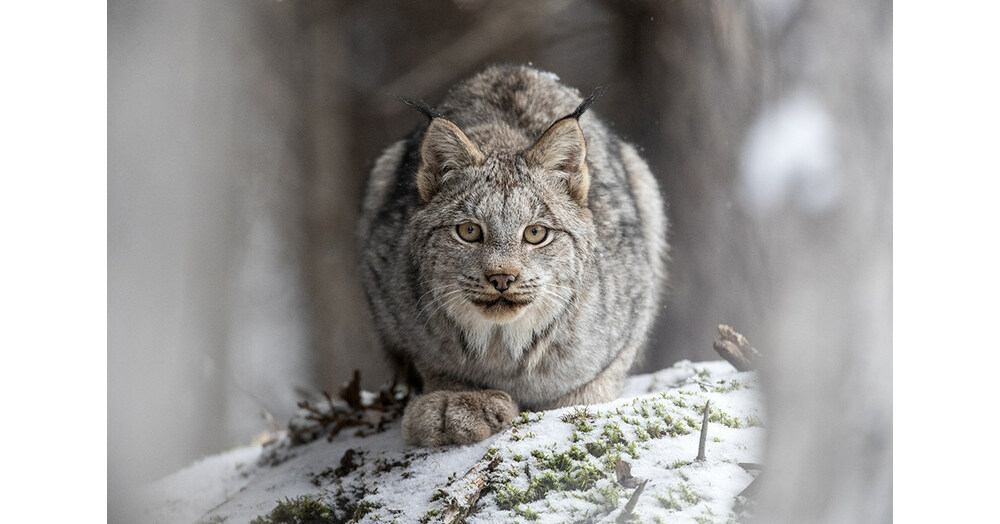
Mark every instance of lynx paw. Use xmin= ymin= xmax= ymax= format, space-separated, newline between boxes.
xmin=401 ymin=390 xmax=518 ymax=447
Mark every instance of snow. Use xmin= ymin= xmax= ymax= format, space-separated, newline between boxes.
xmin=739 ymin=90 xmax=840 ymax=214
xmin=140 ymin=360 xmax=764 ymax=523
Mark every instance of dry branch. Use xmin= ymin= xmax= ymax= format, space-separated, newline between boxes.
xmin=713 ymin=324 xmax=761 ymax=371
xmin=696 ymin=400 xmax=711 ymax=461
xmin=436 ymin=455 xmax=503 ymax=524
xmin=284 ymin=370 xmax=410 ymax=447
xmin=616 ymin=479 xmax=649 ymax=523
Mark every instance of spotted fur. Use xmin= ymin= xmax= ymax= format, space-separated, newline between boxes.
xmin=359 ymin=65 xmax=668 ymax=446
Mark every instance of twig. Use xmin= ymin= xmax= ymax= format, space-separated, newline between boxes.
xmin=340 ymin=370 xmax=363 ymax=410
xmin=696 ymin=400 xmax=710 ymax=461
xmin=286 ymin=369 xmax=410 ymax=446
xmin=616 ymin=479 xmax=649 ymax=523
xmin=326 ymin=418 xmax=374 ymax=441
xmin=712 ymin=324 xmax=761 ymax=371
xmin=739 ymin=474 xmax=762 ymax=498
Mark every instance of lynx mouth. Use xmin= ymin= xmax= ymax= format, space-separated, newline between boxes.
xmin=469 ymin=295 xmax=532 ymax=313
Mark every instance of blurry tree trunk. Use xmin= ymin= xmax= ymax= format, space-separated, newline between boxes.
xmin=609 ymin=1 xmax=892 ymax=522
xmin=608 ymin=0 xmax=768 ymax=371
xmin=291 ymin=2 xmax=393 ymax=393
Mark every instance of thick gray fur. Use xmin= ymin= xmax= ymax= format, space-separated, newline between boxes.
xmin=359 ymin=65 xmax=668 ymax=447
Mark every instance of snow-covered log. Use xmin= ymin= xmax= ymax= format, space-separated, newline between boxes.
xmin=141 ymin=361 xmax=764 ymax=523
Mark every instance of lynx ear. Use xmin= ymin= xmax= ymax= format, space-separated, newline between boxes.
xmin=526 ymin=117 xmax=589 ymax=204
xmin=417 ymin=118 xmax=484 ymax=203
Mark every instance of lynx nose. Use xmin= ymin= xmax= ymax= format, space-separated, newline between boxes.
xmin=487 ymin=273 xmax=516 ymax=292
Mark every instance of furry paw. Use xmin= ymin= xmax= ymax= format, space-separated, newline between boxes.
xmin=401 ymin=390 xmax=518 ymax=447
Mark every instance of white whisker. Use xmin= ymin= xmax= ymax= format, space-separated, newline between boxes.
xmin=417 ymin=288 xmax=466 ymax=318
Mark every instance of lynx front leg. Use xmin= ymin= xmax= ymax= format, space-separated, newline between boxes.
xmin=401 ymin=390 xmax=518 ymax=447
xmin=538 ymin=343 xmax=640 ymax=410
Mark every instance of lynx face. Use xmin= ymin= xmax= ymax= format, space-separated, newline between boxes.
xmin=409 ymin=152 xmax=595 ymax=331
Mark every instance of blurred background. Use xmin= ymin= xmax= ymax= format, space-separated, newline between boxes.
xmin=109 ymin=0 xmax=890 ymax=521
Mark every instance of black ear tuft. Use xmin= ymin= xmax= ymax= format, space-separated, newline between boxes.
xmin=568 ymin=86 xmax=607 ymax=120
xmin=393 ymin=94 xmax=445 ymax=121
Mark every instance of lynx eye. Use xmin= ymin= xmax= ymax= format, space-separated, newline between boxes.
xmin=523 ymin=224 xmax=548 ymax=245
xmin=456 ymin=222 xmax=483 ymax=242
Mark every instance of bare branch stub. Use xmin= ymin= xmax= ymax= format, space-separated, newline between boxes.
xmin=340 ymin=369 xmax=364 ymax=410
xmin=615 ymin=459 xmax=640 ymax=489
xmin=713 ymin=324 xmax=761 ymax=371
xmin=696 ymin=400 xmax=710 ymax=462
xmin=616 ymin=479 xmax=649 ymax=523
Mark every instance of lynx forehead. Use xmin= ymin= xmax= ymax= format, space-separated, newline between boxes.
xmin=359 ymin=65 xmax=668 ymax=447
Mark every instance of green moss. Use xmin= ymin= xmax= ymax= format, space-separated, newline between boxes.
xmin=621 ymin=416 xmax=642 ymax=427
xmin=713 ymin=379 xmax=743 ymax=393
xmin=533 ymin=471 xmax=560 ymax=493
xmin=495 ymin=445 xmax=611 ymax=512
xmin=567 ymin=445 xmax=588 ymax=461
xmin=419 ymin=508 xmax=440 ymax=523
xmin=564 ymin=461 xmax=605 ymax=490
xmin=514 ymin=411 xmax=544 ymax=428
xmin=511 ymin=429 xmax=538 ymax=441
xmin=692 ymin=403 xmax=742 ymax=428
xmin=350 ymin=500 xmax=383 ymax=521
xmin=560 ymin=406 xmax=596 ymax=433
xmin=693 ymin=505 xmax=717 ymax=524
xmin=581 ymin=483 xmax=621 ymax=512
xmin=250 ymin=495 xmax=336 ymax=524
xmin=496 ymin=483 xmax=529 ymax=510
xmin=656 ymin=481 xmax=701 ymax=511
xmin=668 ymin=417 xmax=691 ymax=436
xmin=670 ymin=459 xmax=692 ymax=469
xmin=602 ymin=423 xmax=625 ymax=445
xmin=710 ymin=411 xmax=742 ymax=428
xmin=536 ymin=448 xmax=587 ymax=473
xmin=513 ymin=505 xmax=540 ymax=521
xmin=586 ymin=441 xmax=607 ymax=458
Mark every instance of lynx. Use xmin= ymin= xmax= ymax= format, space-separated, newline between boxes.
xmin=359 ymin=65 xmax=668 ymax=447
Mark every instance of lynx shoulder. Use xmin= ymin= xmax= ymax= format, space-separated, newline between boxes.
xmin=359 ymin=65 xmax=668 ymax=447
